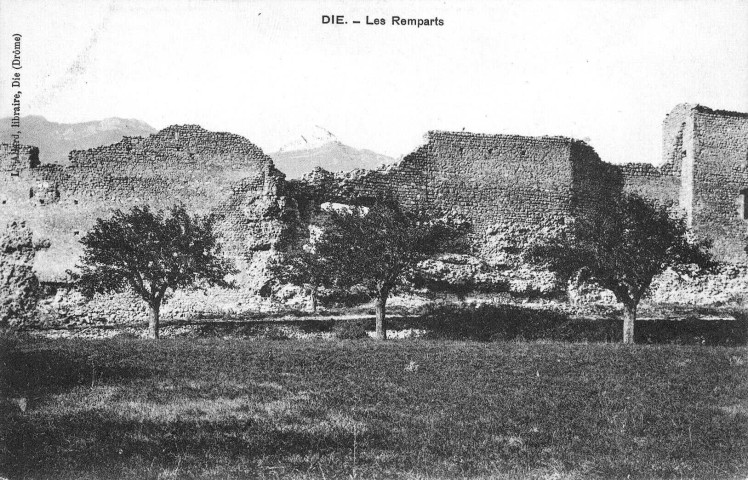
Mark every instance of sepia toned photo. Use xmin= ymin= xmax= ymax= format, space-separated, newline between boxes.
xmin=1 ymin=1 xmax=747 ymax=478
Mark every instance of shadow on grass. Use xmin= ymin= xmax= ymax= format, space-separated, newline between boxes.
xmin=0 ymin=335 xmax=152 ymax=399
xmin=162 ymin=305 xmax=748 ymax=345
xmin=192 ymin=319 xmax=336 ymax=337
xmin=391 ymin=304 xmax=748 ymax=345
xmin=3 ymin=409 xmax=369 ymax=478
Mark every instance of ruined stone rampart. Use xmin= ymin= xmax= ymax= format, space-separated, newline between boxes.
xmin=0 ymin=144 xmax=39 ymax=171
xmin=299 ymin=131 xmax=616 ymax=257
xmin=619 ymin=161 xmax=680 ymax=206
xmin=3 ymin=102 xmax=748 ymax=323
xmin=688 ymin=107 xmax=748 ymax=262
xmin=0 ymin=125 xmax=292 ymax=284
xmin=421 ymin=133 xmax=579 ymax=229
xmin=616 ymin=104 xmax=748 ymax=263
xmin=570 ymin=141 xmax=623 ymax=219
xmin=298 ymin=104 xmax=748 ymax=268
xmin=618 ymin=105 xmax=687 ymax=208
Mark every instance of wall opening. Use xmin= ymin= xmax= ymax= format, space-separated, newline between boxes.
xmin=29 ymin=147 xmax=40 ymax=168
xmin=740 ymin=188 xmax=748 ymax=220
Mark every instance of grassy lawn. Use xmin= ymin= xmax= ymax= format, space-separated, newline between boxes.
xmin=2 ymin=336 xmax=747 ymax=479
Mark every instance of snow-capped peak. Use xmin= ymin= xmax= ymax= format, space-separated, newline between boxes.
xmin=277 ymin=125 xmax=340 ymax=152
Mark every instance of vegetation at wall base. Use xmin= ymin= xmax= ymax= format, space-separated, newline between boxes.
xmin=332 ymin=318 xmax=370 ymax=340
xmin=407 ymin=303 xmax=748 ymax=346
xmin=2 ymin=335 xmax=747 ymax=479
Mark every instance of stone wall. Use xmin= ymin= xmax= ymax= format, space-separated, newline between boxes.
xmin=422 ymin=132 xmax=579 ymax=230
xmin=0 ymin=126 xmax=299 ymax=324
xmin=618 ymin=104 xmax=748 ymax=263
xmin=0 ymin=125 xmax=294 ymax=282
xmin=688 ymin=106 xmax=748 ymax=262
xmin=0 ymin=221 xmax=40 ymax=324
xmin=294 ymin=111 xmax=748 ymax=302
xmin=0 ymin=144 xmax=39 ymax=172
xmin=3 ymin=103 xmax=748 ymax=323
xmin=619 ymin=159 xmax=680 ymax=206
xmin=570 ymin=141 xmax=623 ymax=220
xmin=618 ymin=105 xmax=686 ymax=211
xmin=649 ymin=264 xmax=748 ymax=305
xmin=298 ymin=131 xmax=615 ymax=258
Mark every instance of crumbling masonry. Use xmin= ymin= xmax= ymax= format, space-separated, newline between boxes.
xmin=1 ymin=103 xmax=747 ymax=324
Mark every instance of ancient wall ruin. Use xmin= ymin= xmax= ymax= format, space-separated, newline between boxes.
xmin=297 ymin=131 xmax=619 ymax=257
xmin=0 ymin=125 xmax=295 ymax=285
xmin=616 ymin=105 xmax=748 ymax=262
xmin=0 ymin=144 xmax=39 ymax=171
xmin=0 ymin=221 xmax=40 ymax=324
xmin=619 ymin=162 xmax=680 ymax=206
xmin=687 ymin=107 xmax=748 ymax=262
xmin=2 ymin=102 xmax=748 ymax=324
xmin=300 ymin=104 xmax=748 ymax=267
xmin=618 ymin=104 xmax=690 ymax=212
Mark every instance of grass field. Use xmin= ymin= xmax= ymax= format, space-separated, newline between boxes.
xmin=2 ymin=335 xmax=747 ymax=479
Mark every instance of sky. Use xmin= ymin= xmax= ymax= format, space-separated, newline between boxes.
xmin=0 ymin=0 xmax=746 ymax=164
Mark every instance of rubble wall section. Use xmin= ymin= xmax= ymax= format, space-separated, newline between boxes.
xmin=0 ymin=126 xmax=295 ymax=324
xmin=300 ymin=132 xmax=602 ymax=257
xmin=690 ymin=107 xmax=748 ymax=262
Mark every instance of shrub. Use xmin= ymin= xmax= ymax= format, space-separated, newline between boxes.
xmin=260 ymin=325 xmax=291 ymax=340
xmin=333 ymin=319 xmax=370 ymax=340
xmin=318 ymin=287 xmax=370 ymax=307
xmin=421 ymin=303 xmax=571 ymax=342
xmin=112 ymin=331 xmax=140 ymax=340
xmin=416 ymin=303 xmax=747 ymax=345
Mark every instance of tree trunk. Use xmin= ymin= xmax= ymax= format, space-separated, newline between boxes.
xmin=623 ymin=303 xmax=636 ymax=344
xmin=149 ymin=303 xmax=160 ymax=340
xmin=310 ymin=287 xmax=318 ymax=313
xmin=375 ymin=295 xmax=387 ymax=340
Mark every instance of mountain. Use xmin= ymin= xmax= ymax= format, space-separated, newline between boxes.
xmin=0 ymin=115 xmax=157 ymax=165
xmin=276 ymin=125 xmax=340 ymax=152
xmin=0 ymin=117 xmax=396 ymax=175
xmin=270 ymin=127 xmax=396 ymax=179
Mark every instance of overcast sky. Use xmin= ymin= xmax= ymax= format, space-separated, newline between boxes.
xmin=1 ymin=0 xmax=746 ymax=163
